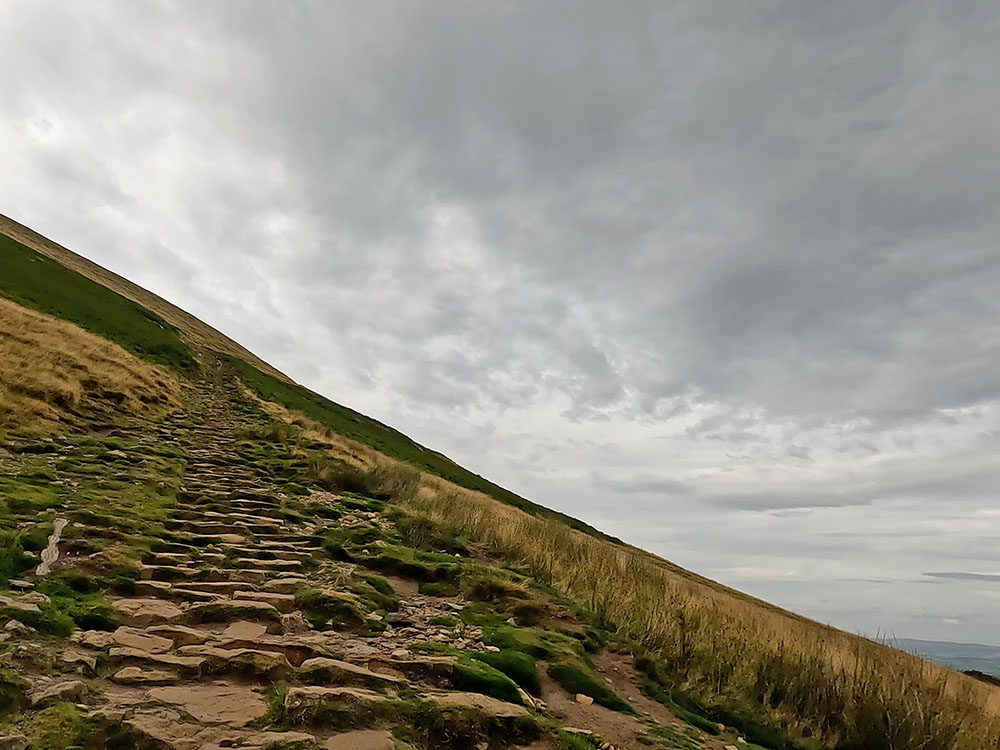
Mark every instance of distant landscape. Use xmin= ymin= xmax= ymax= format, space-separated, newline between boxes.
xmin=898 ymin=639 xmax=1000 ymax=680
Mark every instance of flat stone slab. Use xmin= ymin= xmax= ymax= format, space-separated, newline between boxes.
xmin=147 ymin=685 xmax=267 ymax=726
xmin=233 ymin=591 xmax=297 ymax=613
xmin=324 ymin=729 xmax=394 ymax=750
xmin=424 ymin=691 xmax=528 ymax=718
xmin=146 ymin=624 xmax=209 ymax=647
xmin=109 ymin=647 xmax=205 ymax=676
xmin=112 ymin=626 xmax=174 ymax=654
xmin=299 ymin=657 xmax=401 ymax=687
xmin=112 ymin=598 xmax=183 ymax=627
xmin=112 ymin=666 xmax=179 ymax=686
xmin=221 ymin=620 xmax=269 ymax=640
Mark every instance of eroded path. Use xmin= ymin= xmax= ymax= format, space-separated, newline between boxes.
xmin=0 ymin=372 xmax=744 ymax=750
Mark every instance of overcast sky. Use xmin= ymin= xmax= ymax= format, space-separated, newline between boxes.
xmin=2 ymin=1 xmax=999 ymax=644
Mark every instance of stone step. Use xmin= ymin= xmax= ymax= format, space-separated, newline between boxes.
xmin=233 ymin=558 xmax=303 ymax=572
xmin=140 ymin=565 xmax=200 ymax=582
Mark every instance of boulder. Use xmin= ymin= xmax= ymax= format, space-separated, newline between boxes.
xmin=299 ymin=657 xmax=401 ymax=689
xmin=146 ymin=685 xmax=268 ymax=726
xmin=112 ymin=626 xmax=174 ymax=654
xmin=29 ymin=680 xmax=87 ymax=708
xmin=112 ymin=598 xmax=183 ymax=627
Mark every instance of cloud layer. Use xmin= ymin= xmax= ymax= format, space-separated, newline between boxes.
xmin=2 ymin=1 xmax=999 ymax=642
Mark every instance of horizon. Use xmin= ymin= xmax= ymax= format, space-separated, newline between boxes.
xmin=3 ymin=2 xmax=999 ymax=644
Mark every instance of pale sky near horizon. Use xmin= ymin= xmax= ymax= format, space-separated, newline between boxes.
xmin=2 ymin=1 xmax=999 ymax=644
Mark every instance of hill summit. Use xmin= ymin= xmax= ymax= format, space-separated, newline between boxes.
xmin=0 ymin=216 xmax=997 ymax=750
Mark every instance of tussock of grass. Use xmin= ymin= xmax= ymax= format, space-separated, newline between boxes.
xmin=470 ymin=650 xmax=541 ymax=696
xmin=0 ymin=233 xmax=195 ymax=370
xmin=25 ymin=701 xmax=94 ymax=750
xmin=403 ymin=485 xmax=1000 ymax=749
xmin=453 ymin=654 xmax=525 ymax=704
xmin=0 ymin=296 xmax=179 ymax=436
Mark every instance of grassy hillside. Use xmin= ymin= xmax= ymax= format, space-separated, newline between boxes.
xmin=0 ymin=234 xmax=195 ymax=371
xmin=228 ymin=355 xmax=619 ymax=541
xmin=1 ymin=217 xmax=999 ymax=749
xmin=0 ymin=213 xmax=289 ymax=381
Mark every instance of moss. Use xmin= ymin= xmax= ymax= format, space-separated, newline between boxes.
xmin=0 ymin=668 xmax=29 ymax=717
xmin=452 ymin=655 xmax=524 ymax=705
xmin=471 ymin=650 xmax=541 ymax=696
xmin=481 ymin=625 xmax=583 ymax=662
xmin=428 ymin=615 xmax=457 ymax=627
xmin=364 ymin=546 xmax=461 ymax=582
xmin=362 ymin=574 xmax=396 ymax=597
xmin=1 ymin=603 xmax=75 ymax=636
xmin=294 ymin=588 xmax=381 ymax=634
xmin=418 ymin=581 xmax=459 ymax=597
xmin=559 ymin=731 xmax=600 ymax=750
xmin=548 ymin=663 xmax=632 ymax=713
xmin=410 ymin=642 xmax=460 ymax=656
xmin=0 ymin=530 xmax=39 ymax=586
xmin=26 ymin=702 xmax=95 ymax=750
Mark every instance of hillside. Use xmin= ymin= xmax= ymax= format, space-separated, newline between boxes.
xmin=0 ymin=220 xmax=998 ymax=750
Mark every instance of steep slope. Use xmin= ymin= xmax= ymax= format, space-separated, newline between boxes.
xmin=0 ymin=218 xmax=998 ymax=750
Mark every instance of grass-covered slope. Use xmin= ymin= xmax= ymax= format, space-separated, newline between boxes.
xmin=0 ymin=213 xmax=288 ymax=380
xmin=228 ymin=355 xmax=619 ymax=541
xmin=0 ymin=234 xmax=195 ymax=371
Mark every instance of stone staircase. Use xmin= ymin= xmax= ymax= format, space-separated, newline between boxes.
xmin=18 ymin=377 xmax=532 ymax=749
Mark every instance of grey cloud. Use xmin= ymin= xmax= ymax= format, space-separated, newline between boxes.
xmin=925 ymin=572 xmax=1000 ymax=583
xmin=2 ymin=0 xmax=999 ymax=642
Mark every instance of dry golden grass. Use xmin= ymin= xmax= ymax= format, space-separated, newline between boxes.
xmin=0 ymin=297 xmax=179 ymax=435
xmin=263 ymin=399 xmax=1000 ymax=749
xmin=0 ymin=214 xmax=290 ymax=382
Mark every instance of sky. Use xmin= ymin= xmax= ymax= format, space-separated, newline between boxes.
xmin=2 ymin=1 xmax=999 ymax=644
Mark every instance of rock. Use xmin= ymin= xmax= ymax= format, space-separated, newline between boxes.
xmin=364 ymin=655 xmax=456 ymax=686
xmin=18 ymin=592 xmax=51 ymax=607
xmin=281 ymin=612 xmax=310 ymax=634
xmin=284 ymin=687 xmax=391 ymax=718
xmin=60 ymin=650 xmax=98 ymax=674
xmin=35 ymin=518 xmax=67 ymax=577
xmin=184 ymin=599 xmax=281 ymax=626
xmin=575 ymin=693 xmax=595 ymax=706
xmin=30 ymin=680 xmax=87 ymax=708
xmin=108 ymin=647 xmax=206 ymax=676
xmin=147 ymin=685 xmax=268 ymax=726
xmin=146 ymin=624 xmax=209 ymax=647
xmin=424 ymin=691 xmax=528 ymax=718
xmin=299 ymin=657 xmax=401 ymax=688
xmin=0 ymin=595 xmax=39 ymax=614
xmin=211 ymin=636 xmax=326 ymax=667
xmin=112 ymin=598 xmax=183 ymax=627
xmin=4 ymin=620 xmax=34 ymax=635
xmin=179 ymin=646 xmax=291 ymax=680
xmin=221 ymin=620 xmax=269 ymax=640
xmin=112 ymin=626 xmax=174 ymax=654
xmin=233 ymin=591 xmax=296 ymax=613
xmin=72 ymin=630 xmax=114 ymax=649
xmin=263 ymin=577 xmax=307 ymax=594
xmin=0 ymin=734 xmax=29 ymax=750
xmin=324 ymin=729 xmax=394 ymax=750
xmin=112 ymin=667 xmax=179 ymax=686
xmin=390 ymin=648 xmax=409 ymax=658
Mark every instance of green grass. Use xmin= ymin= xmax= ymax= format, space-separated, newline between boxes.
xmin=226 ymin=356 xmax=620 ymax=541
xmin=25 ymin=702 xmax=94 ymax=750
xmin=452 ymin=654 xmax=525 ymax=704
xmin=0 ymin=234 xmax=196 ymax=370
xmin=547 ymin=662 xmax=632 ymax=713
xmin=470 ymin=649 xmax=541 ymax=695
